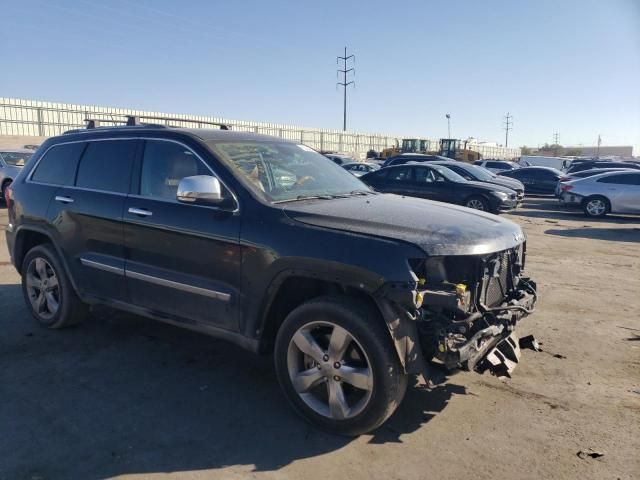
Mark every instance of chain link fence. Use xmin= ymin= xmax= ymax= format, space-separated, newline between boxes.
xmin=0 ymin=97 xmax=520 ymax=159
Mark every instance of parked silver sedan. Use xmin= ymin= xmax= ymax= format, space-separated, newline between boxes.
xmin=559 ymin=170 xmax=640 ymax=217
xmin=1 ymin=149 xmax=33 ymax=200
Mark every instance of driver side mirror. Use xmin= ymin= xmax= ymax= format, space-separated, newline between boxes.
xmin=177 ymin=175 xmax=224 ymax=205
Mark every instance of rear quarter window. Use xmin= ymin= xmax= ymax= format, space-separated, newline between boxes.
xmin=30 ymin=142 xmax=86 ymax=185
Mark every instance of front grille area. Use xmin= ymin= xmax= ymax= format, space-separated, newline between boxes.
xmin=482 ymin=248 xmax=520 ymax=307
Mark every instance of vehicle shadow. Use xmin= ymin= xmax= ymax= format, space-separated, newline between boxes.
xmin=509 ymin=198 xmax=640 ymax=224
xmin=545 ymin=227 xmax=640 ymax=242
xmin=0 ymin=288 xmax=463 ymax=479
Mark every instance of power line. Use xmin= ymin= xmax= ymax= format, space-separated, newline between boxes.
xmin=503 ymin=113 xmax=513 ymax=147
xmin=337 ymin=47 xmax=355 ymax=132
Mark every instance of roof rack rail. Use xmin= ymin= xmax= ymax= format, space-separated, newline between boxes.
xmin=83 ymin=115 xmax=230 ymax=130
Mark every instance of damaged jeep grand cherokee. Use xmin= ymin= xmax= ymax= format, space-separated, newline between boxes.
xmin=5 ymin=119 xmax=537 ymax=436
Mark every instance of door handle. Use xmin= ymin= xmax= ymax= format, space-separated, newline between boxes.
xmin=54 ymin=195 xmax=74 ymax=204
xmin=128 ymin=207 xmax=153 ymax=217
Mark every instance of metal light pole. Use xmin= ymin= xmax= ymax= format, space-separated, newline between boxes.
xmin=446 ymin=113 xmax=451 ymax=138
xmin=337 ymin=47 xmax=355 ymax=132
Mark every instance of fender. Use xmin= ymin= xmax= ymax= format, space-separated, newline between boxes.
xmin=10 ymin=225 xmax=82 ymax=296
xmin=252 ymin=261 xmax=386 ymax=336
xmin=252 ymin=261 xmax=426 ymax=374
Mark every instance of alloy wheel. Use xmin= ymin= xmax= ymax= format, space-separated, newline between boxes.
xmin=26 ymin=257 xmax=60 ymax=320
xmin=466 ymin=199 xmax=485 ymax=210
xmin=286 ymin=321 xmax=373 ymax=420
xmin=586 ymin=199 xmax=606 ymax=216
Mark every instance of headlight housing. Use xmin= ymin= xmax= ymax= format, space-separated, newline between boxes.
xmin=492 ymin=191 xmax=509 ymax=200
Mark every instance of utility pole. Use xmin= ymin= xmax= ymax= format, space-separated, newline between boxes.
xmin=503 ymin=113 xmax=513 ymax=147
xmin=553 ymin=132 xmax=560 ymax=155
xmin=596 ymin=134 xmax=602 ymax=158
xmin=337 ymin=47 xmax=355 ymax=132
xmin=446 ymin=113 xmax=451 ymax=138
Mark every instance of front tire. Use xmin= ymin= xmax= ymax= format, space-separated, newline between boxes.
xmin=465 ymin=195 xmax=490 ymax=211
xmin=274 ymin=296 xmax=408 ymax=436
xmin=21 ymin=244 xmax=88 ymax=328
xmin=583 ymin=195 xmax=609 ymax=218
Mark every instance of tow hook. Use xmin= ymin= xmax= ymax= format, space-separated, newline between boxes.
xmin=480 ymin=333 xmax=541 ymax=378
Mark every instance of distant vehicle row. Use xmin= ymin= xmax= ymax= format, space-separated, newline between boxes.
xmin=360 ymin=163 xmax=519 ymax=213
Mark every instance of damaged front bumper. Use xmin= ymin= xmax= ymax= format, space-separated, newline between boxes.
xmin=375 ymin=274 xmax=538 ymax=380
xmin=434 ymin=278 xmax=537 ymax=377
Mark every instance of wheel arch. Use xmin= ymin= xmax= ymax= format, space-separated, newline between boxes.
xmin=256 ymin=270 xmax=381 ymax=355
xmin=255 ymin=268 xmax=425 ymax=375
xmin=582 ymin=194 xmax=611 ymax=214
xmin=12 ymin=226 xmax=80 ymax=294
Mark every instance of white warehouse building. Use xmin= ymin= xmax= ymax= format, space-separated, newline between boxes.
xmin=0 ymin=98 xmax=520 ymax=160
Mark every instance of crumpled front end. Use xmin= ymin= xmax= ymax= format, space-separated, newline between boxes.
xmin=376 ymin=241 xmax=538 ymax=379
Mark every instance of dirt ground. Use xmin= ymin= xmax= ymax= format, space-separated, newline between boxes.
xmin=0 ymin=198 xmax=638 ymax=480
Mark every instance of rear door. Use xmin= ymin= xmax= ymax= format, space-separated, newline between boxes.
xmin=123 ymin=139 xmax=242 ymax=330
xmin=47 ymin=139 xmax=137 ymax=302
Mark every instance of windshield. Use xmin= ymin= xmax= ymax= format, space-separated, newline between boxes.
xmin=431 ymin=164 xmax=467 ymax=183
xmin=207 ymin=141 xmax=369 ymax=203
xmin=1 ymin=151 xmax=32 ymax=166
xmin=460 ymin=164 xmax=495 ymax=181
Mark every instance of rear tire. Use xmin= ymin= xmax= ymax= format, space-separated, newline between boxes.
xmin=21 ymin=244 xmax=88 ymax=329
xmin=583 ymin=195 xmax=609 ymax=218
xmin=465 ymin=195 xmax=490 ymax=212
xmin=274 ymin=296 xmax=408 ymax=436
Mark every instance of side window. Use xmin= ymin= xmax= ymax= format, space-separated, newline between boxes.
xmin=486 ymin=161 xmax=501 ymax=169
xmin=31 ymin=142 xmax=85 ymax=185
xmin=450 ymin=166 xmax=472 ymax=180
xmin=387 ymin=167 xmax=412 ymax=182
xmin=599 ymin=174 xmax=640 ymax=185
xmin=415 ymin=168 xmax=436 ymax=183
xmin=76 ymin=140 xmax=136 ymax=193
xmin=598 ymin=174 xmax=626 ymax=184
xmin=140 ymin=140 xmax=211 ymax=200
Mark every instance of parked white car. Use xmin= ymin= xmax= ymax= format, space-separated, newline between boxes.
xmin=555 ymin=167 xmax=635 ymax=196
xmin=559 ymin=170 xmax=640 ymax=217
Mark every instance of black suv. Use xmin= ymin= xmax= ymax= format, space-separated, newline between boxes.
xmin=5 ymin=121 xmax=537 ymax=435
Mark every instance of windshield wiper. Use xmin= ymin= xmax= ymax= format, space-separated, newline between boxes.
xmin=273 ymin=194 xmax=335 ymax=204
xmin=349 ymin=190 xmax=372 ymax=196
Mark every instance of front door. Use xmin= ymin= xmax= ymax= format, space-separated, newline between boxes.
xmin=123 ymin=139 xmax=242 ymax=330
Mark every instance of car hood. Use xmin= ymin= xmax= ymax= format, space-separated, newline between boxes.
xmin=463 ymin=180 xmax=516 ymax=194
xmin=281 ymin=194 xmax=525 ymax=256
xmin=485 ymin=176 xmax=524 ymax=191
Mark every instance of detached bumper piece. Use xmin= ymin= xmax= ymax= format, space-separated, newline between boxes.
xmin=478 ymin=332 xmax=521 ymax=378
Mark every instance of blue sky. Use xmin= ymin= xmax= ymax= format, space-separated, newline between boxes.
xmin=1 ymin=0 xmax=639 ymax=152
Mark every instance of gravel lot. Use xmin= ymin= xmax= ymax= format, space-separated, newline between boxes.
xmin=1 ymin=198 xmax=638 ymax=480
